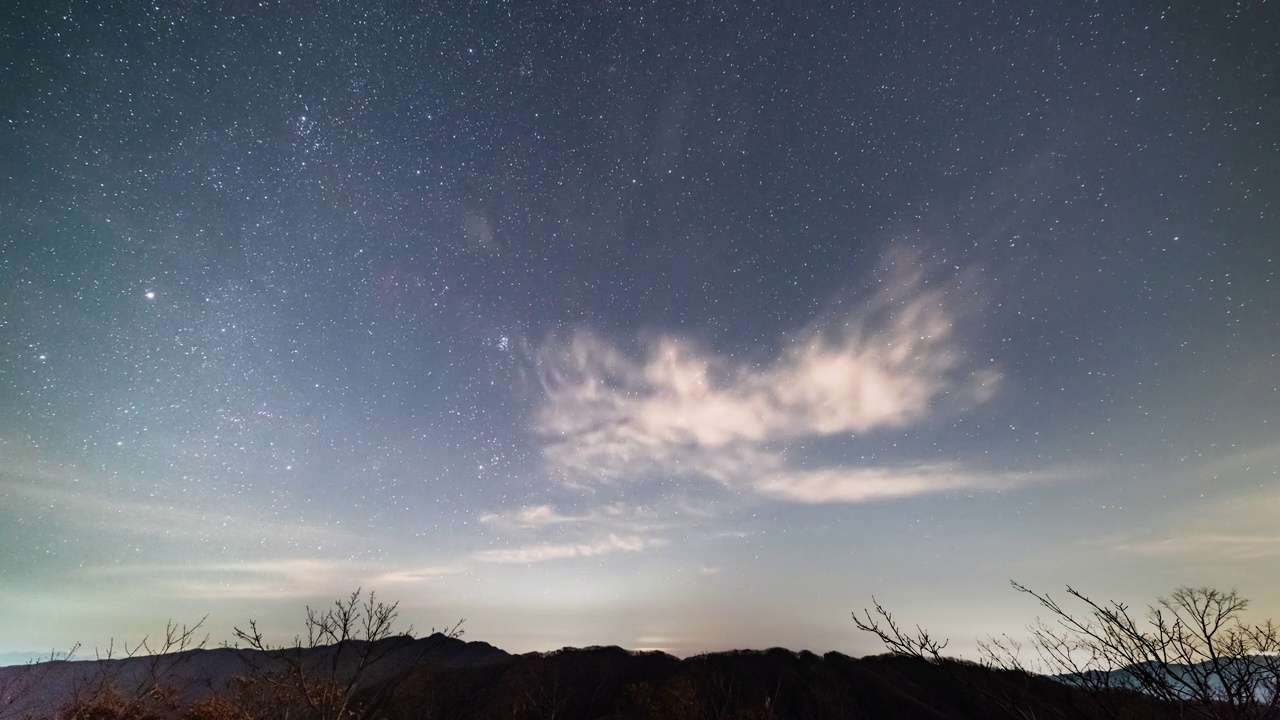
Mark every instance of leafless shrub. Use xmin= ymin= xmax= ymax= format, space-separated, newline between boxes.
xmin=229 ymin=588 xmax=462 ymax=720
xmin=856 ymin=583 xmax=1280 ymax=720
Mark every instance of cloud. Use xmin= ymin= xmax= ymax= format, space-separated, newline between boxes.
xmin=78 ymin=558 xmax=462 ymax=600
xmin=479 ymin=504 xmax=581 ymax=530
xmin=0 ymin=455 xmax=409 ymax=597
xmin=1109 ymin=443 xmax=1280 ymax=566
xmin=472 ymin=534 xmax=664 ymax=564
xmin=81 ymin=558 xmax=355 ymax=600
xmin=531 ymin=244 xmax=1012 ymax=503
xmin=1117 ymin=534 xmax=1280 ymax=562
xmin=474 ymin=502 xmax=676 ymax=563
xmin=0 ymin=466 xmax=358 ymax=551
xmin=480 ymin=501 xmax=673 ymax=533
xmin=755 ymin=464 xmax=1073 ymax=504
xmin=369 ymin=565 xmax=461 ymax=586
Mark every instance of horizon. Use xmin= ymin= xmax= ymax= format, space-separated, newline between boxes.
xmin=3 ymin=1 xmax=1277 ymax=664
xmin=5 ymin=627 xmax=1277 ymax=671
xmin=0 ymin=630 xmax=879 ymax=669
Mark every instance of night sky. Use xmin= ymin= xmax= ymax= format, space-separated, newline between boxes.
xmin=2 ymin=1 xmax=1278 ymax=662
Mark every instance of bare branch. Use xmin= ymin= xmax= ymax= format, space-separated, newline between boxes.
xmin=228 ymin=589 xmax=463 ymax=720
xmin=852 ymin=597 xmax=948 ymax=662
xmin=857 ymin=583 xmax=1280 ymax=720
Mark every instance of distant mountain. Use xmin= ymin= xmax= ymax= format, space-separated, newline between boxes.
xmin=1054 ymin=655 xmax=1280 ymax=702
xmin=0 ymin=633 xmax=508 ymax=720
xmin=0 ymin=653 xmax=55 ymax=669
xmin=380 ymin=647 xmax=1121 ymax=720
xmin=4 ymin=639 xmax=1210 ymax=720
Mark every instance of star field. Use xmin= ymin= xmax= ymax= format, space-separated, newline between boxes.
xmin=1 ymin=1 xmax=1278 ymax=660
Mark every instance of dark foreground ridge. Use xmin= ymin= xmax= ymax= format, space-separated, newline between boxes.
xmin=0 ymin=637 xmax=1170 ymax=720
xmin=0 ymin=633 xmax=507 ymax=719
xmin=383 ymin=646 xmax=1118 ymax=720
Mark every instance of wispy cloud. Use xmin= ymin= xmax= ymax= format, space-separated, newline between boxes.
xmin=368 ymin=565 xmax=461 ymax=586
xmin=479 ymin=502 xmax=671 ymax=533
xmin=479 ymin=504 xmax=582 ymax=530
xmin=756 ymin=464 xmax=1074 ymax=504
xmin=0 ymin=468 xmax=357 ymax=551
xmin=472 ymin=534 xmax=664 ymax=564
xmin=82 ymin=558 xmax=357 ymax=600
xmin=531 ymin=244 xmax=1016 ymax=503
xmin=81 ymin=558 xmax=462 ymax=600
xmin=475 ymin=502 xmax=674 ymax=564
xmin=1109 ymin=443 xmax=1280 ymax=566
xmin=1117 ymin=534 xmax=1280 ymax=562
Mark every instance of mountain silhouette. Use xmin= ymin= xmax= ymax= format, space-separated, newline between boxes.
xmin=0 ymin=639 xmax=1187 ymax=720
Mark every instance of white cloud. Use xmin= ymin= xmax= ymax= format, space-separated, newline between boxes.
xmin=1111 ymin=445 xmax=1280 ymax=566
xmin=83 ymin=558 xmax=355 ymax=600
xmin=82 ymin=558 xmax=462 ymax=600
xmin=754 ymin=464 xmax=1071 ymax=504
xmin=532 ymin=244 xmax=1013 ymax=503
xmin=0 ymin=465 xmax=358 ymax=551
xmin=1118 ymin=534 xmax=1280 ymax=562
xmin=479 ymin=502 xmax=671 ymax=533
xmin=472 ymin=534 xmax=663 ymax=564
xmin=479 ymin=504 xmax=580 ymax=529
xmin=474 ymin=502 xmax=676 ymax=563
xmin=369 ymin=565 xmax=461 ymax=586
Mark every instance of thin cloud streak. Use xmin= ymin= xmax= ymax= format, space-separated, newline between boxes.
xmin=479 ymin=502 xmax=674 ymax=533
xmin=0 ymin=448 xmax=365 ymax=554
xmin=82 ymin=559 xmax=463 ymax=600
xmin=754 ymin=464 xmax=1076 ymax=503
xmin=475 ymin=502 xmax=675 ymax=563
xmin=479 ymin=504 xmax=583 ymax=530
xmin=1 ymin=472 xmax=358 ymax=551
xmin=1118 ymin=534 xmax=1280 ymax=562
xmin=472 ymin=534 xmax=664 ymax=564
xmin=366 ymin=565 xmax=461 ymax=586
xmin=1112 ymin=451 xmax=1280 ymax=565
xmin=82 ymin=558 xmax=359 ymax=600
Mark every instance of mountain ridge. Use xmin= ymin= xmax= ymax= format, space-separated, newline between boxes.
xmin=0 ymin=637 xmax=1184 ymax=720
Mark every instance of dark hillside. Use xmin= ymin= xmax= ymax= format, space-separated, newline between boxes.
xmin=376 ymin=647 xmax=1118 ymax=720
xmin=4 ymin=641 xmax=1182 ymax=720
xmin=0 ymin=634 xmax=508 ymax=720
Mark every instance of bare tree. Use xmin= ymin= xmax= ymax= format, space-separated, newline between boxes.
xmin=854 ymin=598 xmax=1062 ymax=720
xmin=229 ymin=588 xmax=463 ymax=720
xmin=60 ymin=619 xmax=208 ymax=720
xmin=856 ymin=583 xmax=1280 ymax=720
xmin=991 ymin=584 xmax=1280 ymax=720
xmin=852 ymin=597 xmax=949 ymax=662
xmin=0 ymin=647 xmax=79 ymax=720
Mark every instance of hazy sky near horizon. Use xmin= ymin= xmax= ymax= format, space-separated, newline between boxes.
xmin=2 ymin=1 xmax=1278 ymax=662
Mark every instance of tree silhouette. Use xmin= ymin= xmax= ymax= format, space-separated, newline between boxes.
xmin=59 ymin=619 xmax=207 ymax=720
xmin=229 ymin=588 xmax=462 ymax=720
xmin=856 ymin=583 xmax=1280 ymax=720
